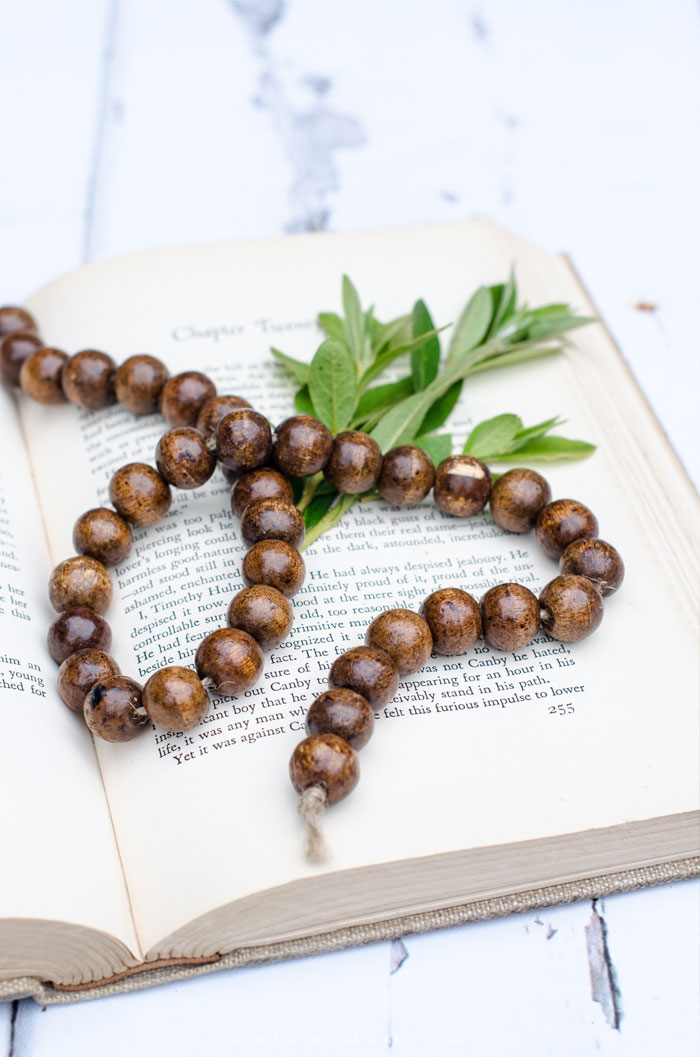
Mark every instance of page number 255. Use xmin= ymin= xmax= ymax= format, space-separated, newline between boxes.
xmin=548 ymin=703 xmax=575 ymax=715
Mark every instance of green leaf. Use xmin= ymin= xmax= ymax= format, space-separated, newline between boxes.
xmin=303 ymin=491 xmax=337 ymax=532
xmin=360 ymin=326 xmax=449 ymax=387
xmin=447 ymin=286 xmax=493 ymax=363
xmin=342 ymin=275 xmax=365 ymax=362
xmin=464 ymin=414 xmax=523 ymax=458
xmin=488 ymin=435 xmax=596 ymax=462
xmin=308 ymin=339 xmax=357 ymax=432
xmin=410 ymin=300 xmax=440 ymax=391
xmin=467 ymin=344 xmax=562 ymax=374
xmin=353 ymin=376 xmax=414 ymax=422
xmin=415 ymin=432 xmax=452 ymax=465
xmin=371 ymin=314 xmax=412 ymax=355
xmin=488 ymin=269 xmax=516 ymax=337
xmin=370 ymin=391 xmax=438 ymax=452
xmin=318 ymin=312 xmax=345 ymax=342
xmin=419 ymin=380 xmax=463 ymax=435
xmin=271 ymin=347 xmax=309 ymax=386
xmin=294 ymin=385 xmax=315 ymax=415
xmin=511 ymin=416 xmax=565 ymax=447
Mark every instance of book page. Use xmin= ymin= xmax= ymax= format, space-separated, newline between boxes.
xmin=21 ymin=222 xmax=699 ymax=955
xmin=0 ymin=386 xmax=141 ymax=964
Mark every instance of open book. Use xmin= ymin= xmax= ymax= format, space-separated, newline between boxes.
xmin=1 ymin=221 xmax=698 ymax=1005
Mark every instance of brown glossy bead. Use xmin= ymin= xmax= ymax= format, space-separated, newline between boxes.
xmin=0 ymin=330 xmax=43 ymax=387
xmin=113 ymin=354 xmax=169 ymax=414
xmin=227 ymin=585 xmax=293 ymax=651
xmin=155 ymin=427 xmax=216 ymax=489
xmin=19 ymin=347 xmax=68 ymax=404
xmin=231 ymin=467 xmax=294 ymax=518
xmin=420 ymin=588 xmax=482 ymax=656
xmin=61 ymin=350 xmax=116 ymax=409
xmin=329 ymin=646 xmax=399 ymax=708
xmin=289 ymin=733 xmax=360 ymax=806
xmin=559 ymin=537 xmax=625 ymax=596
xmin=242 ymin=540 xmax=305 ymax=598
xmin=0 ymin=306 xmax=38 ymax=340
xmin=142 ymin=666 xmax=210 ymax=732
xmin=539 ymin=574 xmax=604 ymax=642
xmin=216 ymin=409 xmax=272 ymax=472
xmin=84 ymin=676 xmax=149 ymax=742
xmin=481 ymin=583 xmax=540 ymax=651
xmin=159 ymin=371 xmax=217 ymax=426
xmin=194 ymin=627 xmax=263 ymax=695
xmin=377 ymin=445 xmax=435 ymax=507
xmin=240 ymin=497 xmax=305 ymax=548
xmin=196 ymin=394 xmax=251 ymax=439
xmin=324 ymin=431 xmax=383 ymax=494
xmin=73 ymin=507 xmax=133 ymax=566
xmin=109 ymin=463 xmax=172 ymax=527
xmin=48 ymin=607 xmax=112 ymax=664
xmin=489 ymin=468 xmax=552 ymax=533
xmin=434 ymin=455 xmax=491 ymax=517
xmin=365 ymin=608 xmax=433 ymax=676
xmin=306 ymin=688 xmax=374 ymax=750
xmin=57 ymin=649 xmax=120 ymax=712
xmin=535 ymin=499 xmax=599 ymax=559
xmin=49 ymin=556 xmax=112 ymax=614
xmin=272 ymin=414 xmax=333 ymax=477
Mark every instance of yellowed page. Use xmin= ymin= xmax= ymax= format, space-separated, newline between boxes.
xmin=21 ymin=221 xmax=700 ymax=955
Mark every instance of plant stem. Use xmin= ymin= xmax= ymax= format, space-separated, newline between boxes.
xmin=301 ymin=494 xmax=357 ymax=551
xmin=297 ymin=472 xmax=324 ymax=513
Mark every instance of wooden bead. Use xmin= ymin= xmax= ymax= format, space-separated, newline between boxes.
xmin=489 ymin=468 xmax=552 ymax=533
xmin=48 ymin=607 xmax=112 ymax=664
xmin=142 ymin=666 xmax=210 ymax=732
xmin=324 ymin=431 xmax=383 ymax=494
xmin=365 ymin=608 xmax=433 ymax=675
xmin=480 ymin=583 xmax=540 ymax=651
xmin=57 ymin=649 xmax=120 ymax=712
xmin=73 ymin=507 xmax=133 ymax=566
xmin=19 ymin=347 xmax=68 ymax=404
xmin=109 ymin=462 xmax=172 ymax=526
xmin=0 ymin=306 xmax=38 ymax=340
xmin=155 ymin=426 xmax=216 ymax=489
xmin=306 ymin=688 xmax=374 ymax=750
xmin=242 ymin=539 xmax=306 ymax=597
xmin=535 ymin=499 xmax=599 ymax=559
xmin=329 ymin=646 xmax=399 ymax=707
xmin=159 ymin=371 xmax=217 ymax=426
xmin=0 ymin=330 xmax=43 ymax=386
xmin=84 ymin=676 xmax=149 ymax=742
xmin=420 ymin=588 xmax=482 ymax=655
xmin=272 ymin=414 xmax=333 ymax=477
xmin=434 ymin=455 xmax=491 ymax=517
xmin=377 ymin=445 xmax=435 ymax=507
xmin=559 ymin=537 xmax=625 ymax=596
xmin=227 ymin=585 xmax=293 ymax=651
xmin=61 ymin=350 xmax=116 ymax=409
xmin=241 ymin=496 xmax=305 ymax=548
xmin=289 ymin=733 xmax=359 ymax=805
xmin=539 ymin=574 xmax=604 ymax=642
xmin=216 ymin=409 xmax=272 ymax=472
xmin=113 ymin=354 xmax=169 ymax=414
xmin=231 ymin=467 xmax=294 ymax=518
xmin=196 ymin=394 xmax=251 ymax=439
xmin=49 ymin=556 xmax=112 ymax=614
xmin=195 ymin=627 xmax=263 ymax=695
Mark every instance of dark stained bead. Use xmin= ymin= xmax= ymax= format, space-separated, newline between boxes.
xmin=49 ymin=556 xmax=112 ymax=614
xmin=48 ymin=607 xmax=112 ymax=664
xmin=434 ymin=455 xmax=491 ymax=517
xmin=489 ymin=468 xmax=552 ymax=533
xmin=19 ymin=347 xmax=68 ymax=404
xmin=539 ymin=574 xmax=604 ymax=642
xmin=241 ymin=539 xmax=306 ymax=597
xmin=155 ymin=426 xmax=216 ymax=489
xmin=289 ymin=733 xmax=360 ymax=805
xmin=323 ymin=431 xmax=383 ymax=494
xmin=73 ymin=507 xmax=133 ymax=566
xmin=535 ymin=499 xmax=599 ymax=559
xmin=216 ymin=409 xmax=272 ymax=472
xmin=559 ymin=538 xmax=625 ymax=596
xmin=306 ymin=688 xmax=374 ymax=750
xmin=142 ymin=666 xmax=210 ymax=732
xmin=480 ymin=583 xmax=540 ymax=651
xmin=329 ymin=646 xmax=399 ymax=708
xmin=113 ymin=354 xmax=169 ymax=414
xmin=231 ymin=467 xmax=294 ymax=518
xmin=108 ymin=463 xmax=172 ymax=526
xmin=194 ymin=627 xmax=263 ymax=695
xmin=240 ymin=496 xmax=305 ymax=548
xmin=61 ymin=350 xmax=116 ymax=409
xmin=0 ymin=330 xmax=43 ymax=387
xmin=0 ymin=306 xmax=38 ymax=340
xmin=57 ymin=649 xmax=120 ymax=712
xmin=159 ymin=371 xmax=216 ymax=426
xmin=196 ymin=394 xmax=251 ymax=439
xmin=227 ymin=585 xmax=293 ymax=651
xmin=420 ymin=588 xmax=482 ymax=656
xmin=272 ymin=414 xmax=333 ymax=477
xmin=377 ymin=445 xmax=435 ymax=507
xmin=84 ymin=676 xmax=149 ymax=742
xmin=365 ymin=608 xmax=433 ymax=676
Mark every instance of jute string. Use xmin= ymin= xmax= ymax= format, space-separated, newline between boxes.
xmin=298 ymin=785 xmax=328 ymax=862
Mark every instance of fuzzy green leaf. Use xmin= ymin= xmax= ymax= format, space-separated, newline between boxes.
xmin=464 ymin=414 xmax=523 ymax=458
xmin=342 ymin=275 xmax=365 ymax=362
xmin=447 ymin=285 xmax=493 ymax=363
xmin=308 ymin=339 xmax=357 ymax=432
xmin=415 ymin=432 xmax=452 ymax=465
xmin=353 ymin=376 xmax=414 ymax=422
xmin=294 ymin=385 xmax=315 ymax=415
xmin=271 ymin=348 xmax=310 ymax=386
xmin=419 ymin=380 xmax=463 ymax=436
xmin=318 ymin=312 xmax=346 ymax=342
xmin=303 ymin=491 xmax=337 ymax=532
xmin=511 ymin=416 xmax=565 ymax=447
xmin=489 ymin=436 xmax=596 ymax=462
xmin=410 ymin=300 xmax=440 ymax=391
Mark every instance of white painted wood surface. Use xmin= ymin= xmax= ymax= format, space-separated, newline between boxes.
xmin=1 ymin=0 xmax=698 ymax=1052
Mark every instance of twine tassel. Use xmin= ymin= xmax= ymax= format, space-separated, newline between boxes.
xmin=298 ymin=785 xmax=328 ymax=863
